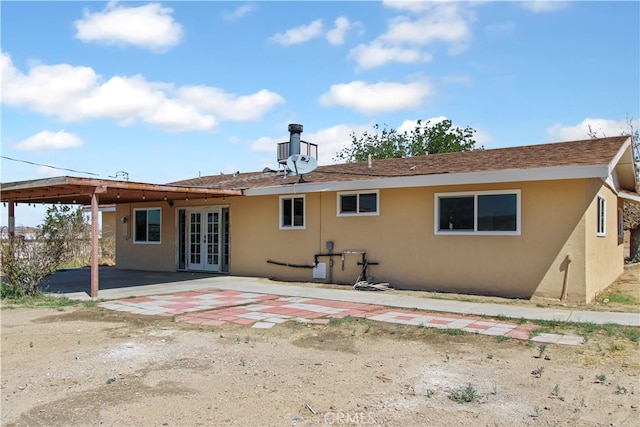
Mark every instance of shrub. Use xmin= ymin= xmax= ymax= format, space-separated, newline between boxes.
xmin=1 ymin=206 xmax=90 ymax=298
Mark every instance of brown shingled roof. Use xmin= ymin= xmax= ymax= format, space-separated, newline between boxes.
xmin=169 ymin=136 xmax=632 ymax=190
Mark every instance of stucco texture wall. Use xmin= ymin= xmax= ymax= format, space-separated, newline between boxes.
xmin=115 ymin=203 xmax=177 ymax=272
xmin=114 ymin=178 xmax=624 ymax=302
xmin=584 ymin=183 xmax=625 ymax=301
xmin=229 ymin=180 xmax=617 ymax=302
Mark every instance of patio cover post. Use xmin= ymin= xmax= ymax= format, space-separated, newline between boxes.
xmin=7 ymin=199 xmax=15 ymax=237
xmin=90 ymin=188 xmax=105 ymax=298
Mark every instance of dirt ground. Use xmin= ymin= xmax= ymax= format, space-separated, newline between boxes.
xmin=1 ymin=303 xmax=639 ymax=427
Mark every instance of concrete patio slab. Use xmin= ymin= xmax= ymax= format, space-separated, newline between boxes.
xmin=45 ymin=267 xmax=640 ymax=327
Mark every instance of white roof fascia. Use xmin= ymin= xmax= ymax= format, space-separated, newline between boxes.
xmin=603 ymin=175 xmax=618 ymax=194
xmin=607 ymin=136 xmax=632 ymax=175
xmin=244 ymin=164 xmax=610 ymax=196
xmin=619 ymin=191 xmax=640 ymax=204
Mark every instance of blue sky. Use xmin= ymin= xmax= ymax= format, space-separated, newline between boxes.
xmin=2 ymin=0 xmax=639 ymax=226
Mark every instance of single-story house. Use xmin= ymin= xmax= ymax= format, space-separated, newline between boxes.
xmin=2 ymin=127 xmax=638 ymax=302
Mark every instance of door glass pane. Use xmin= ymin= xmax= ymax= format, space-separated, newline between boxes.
xmin=206 ymin=212 xmax=213 ymax=264
xmin=439 ymin=197 xmax=474 ymax=231
xmin=190 ymin=213 xmax=201 ymax=264
xmin=478 ymin=194 xmax=517 ymax=231
xmin=213 ymin=212 xmax=219 ymax=264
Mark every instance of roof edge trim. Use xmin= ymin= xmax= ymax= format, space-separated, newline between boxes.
xmin=244 ymin=164 xmax=610 ymax=196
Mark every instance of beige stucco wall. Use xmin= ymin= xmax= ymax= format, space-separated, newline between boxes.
xmin=114 ymin=178 xmax=624 ymax=302
xmin=229 ymin=181 xmax=593 ymax=300
xmin=115 ymin=202 xmax=177 ymax=271
xmin=584 ymin=183 xmax=625 ymax=301
xmin=101 ymin=211 xmax=116 ymax=240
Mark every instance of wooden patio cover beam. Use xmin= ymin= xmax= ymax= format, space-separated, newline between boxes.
xmin=1 ymin=176 xmax=243 ymax=299
xmin=0 ymin=176 xmax=243 ymax=206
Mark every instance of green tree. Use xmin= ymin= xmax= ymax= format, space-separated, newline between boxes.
xmin=1 ymin=205 xmax=90 ymax=297
xmin=335 ymin=118 xmax=481 ymax=163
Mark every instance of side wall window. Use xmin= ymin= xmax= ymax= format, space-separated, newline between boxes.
xmin=618 ymin=207 xmax=624 ymax=240
xmin=280 ymin=195 xmax=305 ymax=229
xmin=596 ymin=196 xmax=606 ymax=237
xmin=337 ymin=190 xmax=379 ymax=216
xmin=134 ymin=208 xmax=162 ymax=243
xmin=435 ymin=190 xmax=520 ymax=235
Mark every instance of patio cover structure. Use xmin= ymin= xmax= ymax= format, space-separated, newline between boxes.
xmin=0 ymin=176 xmax=242 ymax=298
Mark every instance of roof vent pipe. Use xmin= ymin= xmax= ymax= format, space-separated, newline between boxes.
xmin=288 ymin=123 xmax=303 ymax=157
xmin=367 ymin=154 xmax=372 ymax=169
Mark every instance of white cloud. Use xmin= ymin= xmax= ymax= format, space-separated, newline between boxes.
xmin=473 ymin=128 xmax=494 ymax=147
xmin=350 ymin=41 xmax=432 ymax=69
xmin=37 ymin=165 xmax=63 ymax=178
xmin=16 ymin=130 xmax=83 ymax=152
xmin=305 ymin=124 xmax=372 ymax=165
xmin=381 ymin=0 xmax=438 ymax=14
xmin=350 ymin=2 xmax=473 ymax=69
xmin=380 ymin=4 xmax=472 ymax=54
xmin=326 ymin=16 xmax=352 ymax=45
xmin=74 ymin=1 xmax=183 ymax=52
xmin=521 ymin=1 xmax=570 ymax=13
xmin=144 ymin=99 xmax=216 ymax=132
xmin=1 ymin=54 xmax=99 ymax=120
xmin=319 ymin=80 xmax=432 ymax=115
xmin=270 ymin=20 xmax=324 ymax=46
xmin=546 ymin=118 xmax=639 ymax=141
xmin=223 ymin=4 xmax=254 ymax=21
xmin=397 ymin=116 xmax=448 ymax=134
xmin=1 ymin=52 xmax=282 ymax=132
xmin=250 ymin=135 xmax=281 ymax=153
xmin=177 ymin=87 xmax=285 ymax=121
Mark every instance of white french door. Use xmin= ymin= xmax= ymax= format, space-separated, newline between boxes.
xmin=187 ymin=207 xmax=221 ymax=272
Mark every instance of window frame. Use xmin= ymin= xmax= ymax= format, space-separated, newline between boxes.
xmin=434 ymin=190 xmax=521 ymax=236
xmin=617 ymin=207 xmax=624 ymax=240
xmin=133 ymin=207 xmax=162 ymax=244
xmin=337 ymin=190 xmax=380 ymax=216
xmin=279 ymin=195 xmax=306 ymax=230
xmin=596 ymin=195 xmax=606 ymax=237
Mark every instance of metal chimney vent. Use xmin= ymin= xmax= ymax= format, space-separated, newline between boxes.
xmin=277 ymin=123 xmax=318 ymax=166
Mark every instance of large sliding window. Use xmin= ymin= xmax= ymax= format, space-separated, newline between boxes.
xmin=280 ymin=195 xmax=305 ymax=229
xmin=435 ymin=190 xmax=520 ymax=235
xmin=134 ymin=208 xmax=162 ymax=243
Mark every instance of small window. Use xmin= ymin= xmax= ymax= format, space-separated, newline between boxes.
xmin=618 ymin=207 xmax=624 ymax=239
xmin=435 ymin=190 xmax=520 ymax=235
xmin=134 ymin=208 xmax=161 ymax=243
xmin=280 ymin=195 xmax=305 ymax=229
xmin=596 ymin=196 xmax=606 ymax=237
xmin=338 ymin=191 xmax=379 ymax=216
